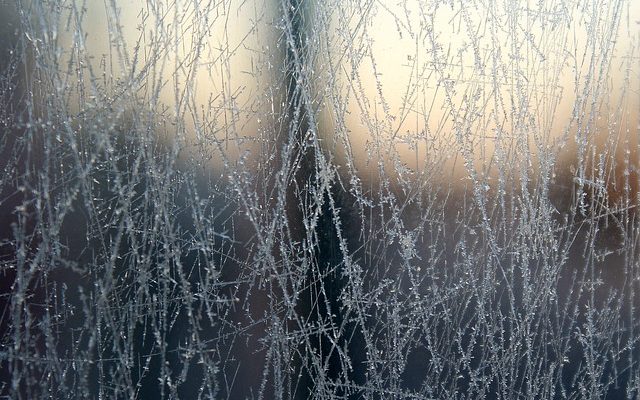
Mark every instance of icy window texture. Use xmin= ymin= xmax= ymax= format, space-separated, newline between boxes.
xmin=1 ymin=0 xmax=640 ymax=398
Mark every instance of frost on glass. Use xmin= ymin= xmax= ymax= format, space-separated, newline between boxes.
xmin=1 ymin=0 xmax=640 ymax=398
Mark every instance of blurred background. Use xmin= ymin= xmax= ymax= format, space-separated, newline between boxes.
xmin=1 ymin=0 xmax=640 ymax=399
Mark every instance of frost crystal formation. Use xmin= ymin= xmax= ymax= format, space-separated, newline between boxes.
xmin=1 ymin=0 xmax=640 ymax=399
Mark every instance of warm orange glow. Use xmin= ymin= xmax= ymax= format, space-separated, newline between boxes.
xmin=51 ymin=0 xmax=639 ymax=187
xmin=318 ymin=1 xmax=640 ymax=184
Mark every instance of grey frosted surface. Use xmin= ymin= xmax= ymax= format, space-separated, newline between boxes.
xmin=1 ymin=0 xmax=640 ymax=398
